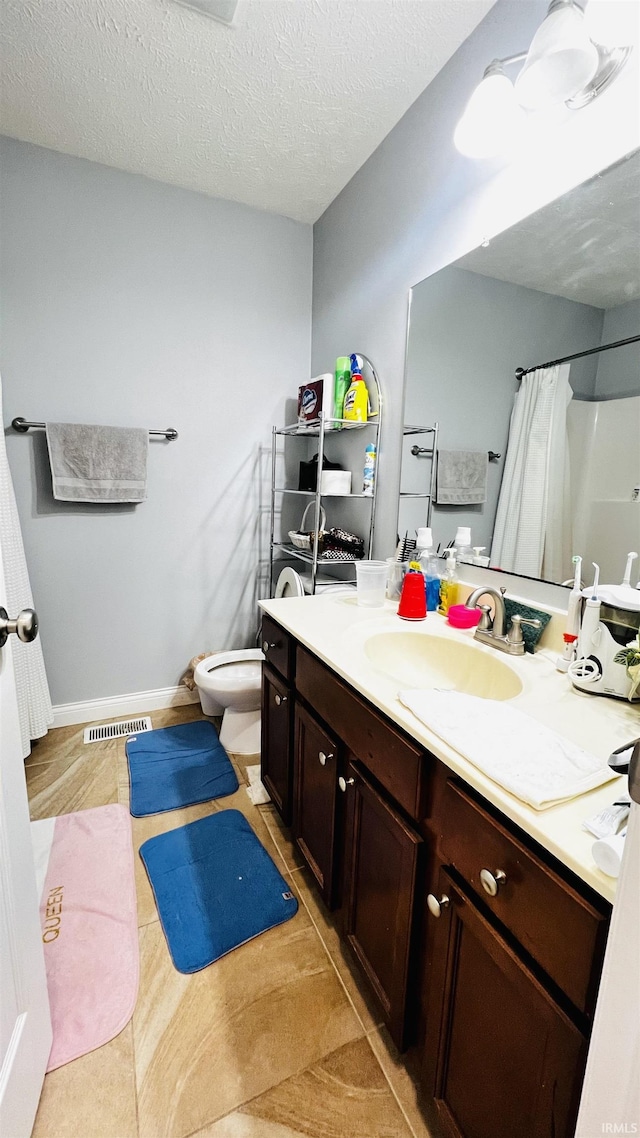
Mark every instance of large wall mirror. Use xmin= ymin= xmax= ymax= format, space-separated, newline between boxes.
xmin=400 ymin=149 xmax=640 ymax=588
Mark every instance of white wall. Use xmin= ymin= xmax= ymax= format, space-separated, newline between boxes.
xmin=312 ymin=0 xmax=640 ymax=608
xmin=0 ymin=137 xmax=312 ymax=705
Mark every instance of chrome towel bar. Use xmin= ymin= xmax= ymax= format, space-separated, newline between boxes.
xmin=11 ymin=417 xmax=178 ymax=440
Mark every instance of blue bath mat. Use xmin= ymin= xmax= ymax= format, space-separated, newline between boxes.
xmin=125 ymin=720 xmax=238 ymax=817
xmin=140 ymin=810 xmax=298 ymax=972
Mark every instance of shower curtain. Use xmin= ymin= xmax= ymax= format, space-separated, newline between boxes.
xmin=0 ymin=373 xmax=52 ymax=757
xmin=491 ymin=364 xmax=572 ymax=580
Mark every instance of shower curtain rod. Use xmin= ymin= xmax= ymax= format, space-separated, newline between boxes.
xmin=10 ymin=417 xmax=178 ymax=440
xmin=515 ymin=333 xmax=640 ymax=380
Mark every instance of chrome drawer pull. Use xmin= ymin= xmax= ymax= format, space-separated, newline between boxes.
xmin=274 ymin=693 xmax=288 ymax=706
xmin=262 ymin=640 xmax=276 ymax=654
xmin=427 ymin=893 xmax=450 ymax=918
xmin=338 ymin=776 xmax=355 ymax=792
xmin=318 ymin=751 xmax=334 ymax=766
xmin=479 ymin=868 xmax=507 ymax=897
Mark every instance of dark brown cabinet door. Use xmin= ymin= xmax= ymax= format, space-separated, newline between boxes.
xmin=293 ymin=703 xmax=340 ymax=908
xmin=342 ymin=761 xmax=423 ymax=1050
xmin=260 ymin=666 xmax=293 ymax=824
xmin=422 ymin=869 xmax=587 ymax=1138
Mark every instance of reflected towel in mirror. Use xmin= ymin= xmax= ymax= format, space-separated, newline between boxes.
xmin=436 ymin=450 xmax=487 ymax=505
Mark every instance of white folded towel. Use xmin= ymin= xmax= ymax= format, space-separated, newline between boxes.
xmin=398 ymin=689 xmax=617 ymax=810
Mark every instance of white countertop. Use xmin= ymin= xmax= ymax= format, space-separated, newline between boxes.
xmin=260 ymin=594 xmax=640 ymax=903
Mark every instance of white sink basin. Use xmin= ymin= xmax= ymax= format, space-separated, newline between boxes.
xmin=364 ymin=631 xmax=523 ymax=701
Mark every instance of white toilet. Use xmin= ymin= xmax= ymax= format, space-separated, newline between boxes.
xmin=194 ymin=649 xmax=264 ymax=755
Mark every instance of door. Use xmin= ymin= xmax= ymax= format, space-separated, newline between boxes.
xmin=293 ymin=702 xmax=340 ymax=908
xmin=342 ymin=760 xmax=423 ymax=1050
xmin=0 ymin=557 xmax=52 ymax=1135
xmin=422 ymin=868 xmax=586 ymax=1138
xmin=260 ymin=666 xmax=293 ymax=824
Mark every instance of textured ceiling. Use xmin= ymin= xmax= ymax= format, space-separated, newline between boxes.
xmin=0 ymin=0 xmax=495 ymax=223
xmin=458 ymin=150 xmax=640 ymax=310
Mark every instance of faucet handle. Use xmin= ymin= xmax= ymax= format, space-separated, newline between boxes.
xmin=475 ymin=603 xmax=493 ymax=631
xmin=507 ymin=613 xmax=542 ymax=645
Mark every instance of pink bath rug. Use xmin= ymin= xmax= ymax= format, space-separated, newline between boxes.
xmin=32 ymin=803 xmax=139 ymax=1071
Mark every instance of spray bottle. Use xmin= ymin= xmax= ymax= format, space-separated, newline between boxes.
xmin=343 ymin=354 xmax=369 ymax=423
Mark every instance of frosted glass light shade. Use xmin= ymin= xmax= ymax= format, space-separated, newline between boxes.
xmin=584 ymin=0 xmax=639 ymax=47
xmin=454 ymin=69 xmax=525 ymax=158
xmin=515 ymin=3 xmax=600 ymax=110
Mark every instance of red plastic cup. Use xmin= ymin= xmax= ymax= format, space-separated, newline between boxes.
xmin=397 ymin=572 xmax=427 ymax=620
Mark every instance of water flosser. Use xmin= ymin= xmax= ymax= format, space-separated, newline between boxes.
xmin=578 ymin=563 xmax=602 ymax=660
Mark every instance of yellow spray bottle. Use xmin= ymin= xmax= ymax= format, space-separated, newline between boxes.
xmin=343 ymin=354 xmax=369 ymax=423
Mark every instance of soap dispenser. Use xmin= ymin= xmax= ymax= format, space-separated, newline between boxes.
xmin=437 ymin=549 xmax=459 ymax=615
xmin=454 ymin=527 xmax=473 ymax=564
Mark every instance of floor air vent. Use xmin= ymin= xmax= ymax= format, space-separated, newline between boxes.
xmin=83 ymin=717 xmax=153 ymax=744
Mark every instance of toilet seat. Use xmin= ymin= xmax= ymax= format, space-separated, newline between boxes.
xmin=274 ymin=567 xmax=356 ymax=598
xmin=197 ymin=650 xmax=263 ymax=692
xmin=275 ymin=567 xmax=305 ymax=598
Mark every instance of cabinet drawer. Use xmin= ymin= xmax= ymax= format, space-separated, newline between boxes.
xmin=297 ymin=646 xmax=426 ymax=819
xmin=440 ymin=780 xmax=609 ymax=1015
xmin=261 ymin=615 xmax=294 ymax=682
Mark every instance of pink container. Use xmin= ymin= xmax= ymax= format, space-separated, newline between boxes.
xmin=447 ymin=604 xmax=481 ymax=629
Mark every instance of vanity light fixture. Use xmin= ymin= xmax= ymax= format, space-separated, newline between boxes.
xmin=454 ymin=0 xmax=633 ymax=158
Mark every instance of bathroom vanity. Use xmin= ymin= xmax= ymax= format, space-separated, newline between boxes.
xmin=259 ymin=595 xmax=637 ymax=1138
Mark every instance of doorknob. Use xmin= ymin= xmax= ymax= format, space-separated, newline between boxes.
xmin=338 ymin=776 xmax=355 ymax=792
xmin=0 ymin=606 xmax=39 ymax=648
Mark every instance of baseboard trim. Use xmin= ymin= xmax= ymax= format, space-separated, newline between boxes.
xmin=52 ymin=685 xmax=200 ymax=729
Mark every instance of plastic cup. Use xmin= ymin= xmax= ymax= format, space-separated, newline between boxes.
xmin=386 ymin=558 xmax=409 ymax=600
xmin=398 ymin=571 xmax=427 ymax=620
xmin=356 ymin=560 xmax=388 ymax=607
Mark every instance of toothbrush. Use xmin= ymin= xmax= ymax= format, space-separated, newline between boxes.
xmin=622 ymin=551 xmax=638 ymax=588
xmin=566 ymin=555 xmax=582 ymax=638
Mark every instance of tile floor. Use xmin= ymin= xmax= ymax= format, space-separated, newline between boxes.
xmin=26 ymin=705 xmax=434 ymax=1138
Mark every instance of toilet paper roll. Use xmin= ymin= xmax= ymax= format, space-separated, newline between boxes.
xmin=592 ymin=830 xmax=627 ymax=877
xmin=320 ymin=470 xmax=352 ymax=495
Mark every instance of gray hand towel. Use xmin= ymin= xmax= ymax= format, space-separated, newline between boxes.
xmin=436 ymin=450 xmax=487 ymax=505
xmin=45 ymin=423 xmax=148 ymax=503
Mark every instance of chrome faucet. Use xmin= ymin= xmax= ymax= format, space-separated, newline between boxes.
xmin=464 ymin=586 xmax=541 ymax=656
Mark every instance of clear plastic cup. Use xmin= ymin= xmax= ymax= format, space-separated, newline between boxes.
xmin=386 ymin=558 xmax=409 ymax=600
xmin=356 ymin=560 xmax=388 ymax=607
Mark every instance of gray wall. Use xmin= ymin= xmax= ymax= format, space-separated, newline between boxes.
xmin=402 ymin=266 xmax=603 ymax=552
xmin=311 ymin=0 xmax=639 ymax=580
xmin=1 ymin=137 xmax=312 ymax=705
xmin=594 ymin=299 xmax=640 ymax=398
